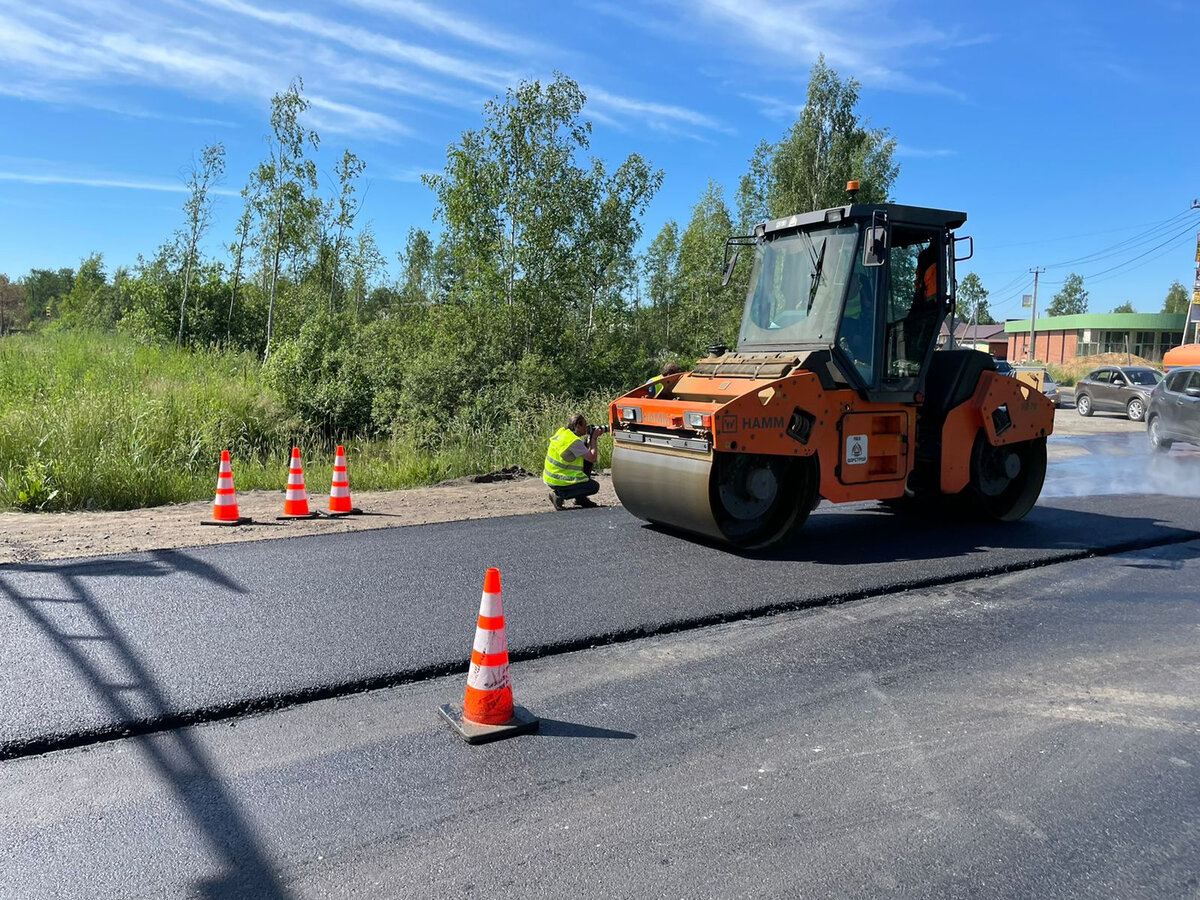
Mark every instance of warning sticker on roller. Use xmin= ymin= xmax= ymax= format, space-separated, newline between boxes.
xmin=845 ymin=434 xmax=868 ymax=465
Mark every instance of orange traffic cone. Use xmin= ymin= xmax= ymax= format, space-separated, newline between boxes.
xmin=203 ymin=450 xmax=251 ymax=526
xmin=278 ymin=447 xmax=320 ymax=519
xmin=439 ymin=568 xmax=539 ymax=744
xmin=327 ymin=445 xmax=360 ymax=516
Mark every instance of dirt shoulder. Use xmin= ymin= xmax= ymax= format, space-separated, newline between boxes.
xmin=0 ymin=407 xmax=1141 ymax=566
xmin=0 ymin=473 xmax=619 ymax=565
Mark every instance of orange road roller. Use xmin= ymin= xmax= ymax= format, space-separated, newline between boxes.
xmin=609 ymin=192 xmax=1055 ymax=549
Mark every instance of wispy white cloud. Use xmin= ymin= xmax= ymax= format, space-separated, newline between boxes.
xmin=585 ymin=85 xmax=731 ymax=136
xmin=895 ymin=144 xmax=957 ymax=159
xmin=631 ymin=0 xmax=977 ymax=98
xmin=0 ymin=170 xmax=240 ymax=195
xmin=307 ymin=96 xmax=408 ymax=136
xmin=193 ymin=0 xmax=516 ymax=89
xmin=384 ymin=165 xmax=436 ymax=183
xmin=738 ymin=92 xmax=801 ymax=122
xmin=337 ymin=0 xmax=546 ymax=56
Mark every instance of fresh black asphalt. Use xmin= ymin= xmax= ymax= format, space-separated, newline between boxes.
xmin=2 ymin=492 xmax=1199 ymax=756
xmin=4 ymin=538 xmax=1198 ymax=898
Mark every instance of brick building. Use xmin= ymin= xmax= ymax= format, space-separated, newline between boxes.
xmin=1004 ymin=313 xmax=1186 ymax=364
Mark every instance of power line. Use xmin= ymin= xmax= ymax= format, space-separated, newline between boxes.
xmin=1040 ymin=206 xmax=1199 ymax=269
xmin=985 ymin=208 xmax=1200 ymax=251
xmin=1039 ymin=220 xmax=1199 ymax=285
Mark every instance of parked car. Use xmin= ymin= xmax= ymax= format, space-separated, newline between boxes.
xmin=1013 ymin=366 xmax=1061 ymax=408
xmin=992 ymin=358 xmax=1015 ymax=377
xmin=1073 ymin=365 xmax=1163 ymax=421
xmin=1147 ymin=366 xmax=1200 ymax=451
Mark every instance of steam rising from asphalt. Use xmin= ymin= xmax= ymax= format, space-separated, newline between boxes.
xmin=1041 ymin=432 xmax=1200 ymax=500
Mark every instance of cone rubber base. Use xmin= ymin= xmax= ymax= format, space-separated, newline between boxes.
xmin=276 ymin=511 xmax=323 ymax=520
xmin=326 ymin=507 xmax=364 ymax=517
xmin=439 ymin=703 xmax=539 ymax=744
xmin=201 ymin=517 xmax=253 ymax=526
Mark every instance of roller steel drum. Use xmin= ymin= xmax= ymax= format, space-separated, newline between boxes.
xmin=611 ymin=445 xmax=724 ymax=542
xmin=612 ymin=444 xmax=814 ymax=548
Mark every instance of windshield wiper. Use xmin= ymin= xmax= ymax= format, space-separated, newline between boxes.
xmin=806 ymin=237 xmax=827 ymax=314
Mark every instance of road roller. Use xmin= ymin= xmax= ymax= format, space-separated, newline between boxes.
xmin=609 ymin=192 xmax=1055 ymax=549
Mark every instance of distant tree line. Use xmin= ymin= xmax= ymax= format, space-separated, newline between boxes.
xmin=2 ymin=59 xmax=903 ymax=440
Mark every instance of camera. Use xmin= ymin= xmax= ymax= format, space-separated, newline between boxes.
xmin=586 ymin=424 xmax=610 ymax=438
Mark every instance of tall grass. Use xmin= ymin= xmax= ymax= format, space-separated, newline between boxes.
xmin=0 ymin=331 xmax=612 ymax=511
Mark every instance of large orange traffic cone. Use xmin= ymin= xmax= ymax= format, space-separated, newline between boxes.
xmin=203 ymin=450 xmax=250 ymax=526
xmin=440 ymin=568 xmax=539 ymax=744
xmin=278 ymin=447 xmax=320 ymax=519
xmin=327 ymin=445 xmax=360 ymax=516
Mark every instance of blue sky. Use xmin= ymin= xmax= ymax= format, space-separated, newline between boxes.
xmin=2 ymin=0 xmax=1198 ymax=320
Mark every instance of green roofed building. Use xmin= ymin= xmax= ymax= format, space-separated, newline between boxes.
xmin=1004 ymin=313 xmax=1187 ymax=364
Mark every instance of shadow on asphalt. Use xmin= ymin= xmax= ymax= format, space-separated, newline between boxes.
xmin=534 ymin=718 xmax=637 ymax=740
xmin=0 ymin=551 xmax=287 ymax=899
xmin=645 ymin=503 xmax=1198 ymax=566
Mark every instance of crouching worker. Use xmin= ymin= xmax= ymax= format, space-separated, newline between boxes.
xmin=543 ymin=413 xmax=605 ymax=511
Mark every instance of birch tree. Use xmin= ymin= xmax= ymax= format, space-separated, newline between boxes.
xmin=176 ymin=143 xmax=225 ymax=345
xmin=250 ymin=79 xmax=320 ymax=361
xmin=738 ymin=56 xmax=898 ymax=219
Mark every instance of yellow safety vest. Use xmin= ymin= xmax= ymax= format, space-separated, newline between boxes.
xmin=543 ymin=427 xmax=587 ymax=487
xmin=646 ymin=375 xmax=665 ymax=398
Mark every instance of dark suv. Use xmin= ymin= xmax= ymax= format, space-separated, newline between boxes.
xmin=1073 ymin=365 xmax=1162 ymax=421
xmin=1147 ymin=366 xmax=1200 ymax=451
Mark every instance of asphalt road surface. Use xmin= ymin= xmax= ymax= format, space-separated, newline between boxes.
xmin=3 ymin=434 xmax=1200 ymax=897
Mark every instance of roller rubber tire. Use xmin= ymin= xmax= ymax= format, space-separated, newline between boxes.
xmin=967 ymin=434 xmax=1047 ymax=522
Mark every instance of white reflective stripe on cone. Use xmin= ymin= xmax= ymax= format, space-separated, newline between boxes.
xmin=479 ymin=591 xmax=503 ymax=618
xmin=330 ymin=485 xmax=350 ymax=497
xmin=467 ymin=662 xmax=511 ymax=692
xmin=285 ymin=488 xmax=307 ymax=500
xmin=214 ymin=495 xmax=237 ymax=507
xmin=472 ymin=626 xmax=508 ymax=656
xmin=288 ymin=473 xmax=304 ymax=486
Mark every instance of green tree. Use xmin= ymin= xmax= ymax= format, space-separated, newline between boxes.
xmin=675 ymin=181 xmax=738 ymax=355
xmin=176 ymin=142 xmax=225 ymax=345
xmin=737 ymin=55 xmax=898 ymax=221
xmin=644 ymin=220 xmax=680 ymax=346
xmin=423 ymin=73 xmax=660 ymax=366
xmin=346 ymin=225 xmax=385 ymax=319
xmin=226 ymin=183 xmax=258 ymax=346
xmin=1111 ymin=301 xmax=1135 ymax=313
xmin=323 ymin=149 xmax=366 ymax=313
xmin=397 ymin=227 xmax=435 ymax=309
xmin=575 ymin=153 xmax=661 ymax=349
xmin=1046 ymin=273 xmax=1089 ymax=316
xmin=0 ymin=273 xmax=26 ymax=334
xmin=956 ymin=272 xmax=994 ymax=325
xmin=57 ymin=254 xmax=110 ymax=326
xmin=21 ymin=267 xmax=74 ymax=323
xmin=250 ymin=79 xmax=321 ymax=361
xmin=1163 ymin=280 xmax=1189 ymax=314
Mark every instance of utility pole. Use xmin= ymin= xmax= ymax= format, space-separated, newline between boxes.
xmin=1192 ymin=225 xmax=1200 ymax=345
xmin=1028 ymin=266 xmax=1045 ymax=362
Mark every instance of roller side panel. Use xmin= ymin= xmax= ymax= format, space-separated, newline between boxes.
xmin=940 ymin=371 xmax=1055 ymax=495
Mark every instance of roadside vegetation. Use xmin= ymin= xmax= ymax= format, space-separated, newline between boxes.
xmin=0 ymin=330 xmax=614 ymax=510
xmin=0 ymin=57 xmax=907 ymax=512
